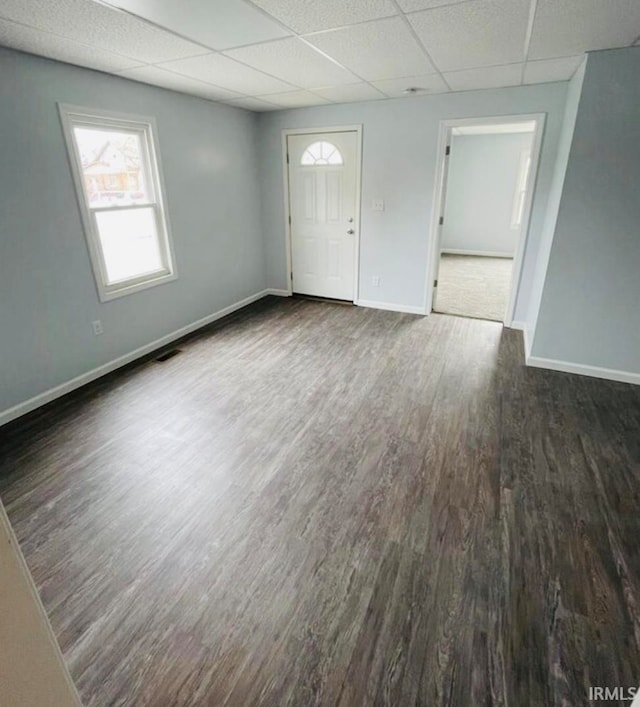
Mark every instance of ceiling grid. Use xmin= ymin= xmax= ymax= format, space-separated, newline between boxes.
xmin=0 ymin=0 xmax=637 ymax=110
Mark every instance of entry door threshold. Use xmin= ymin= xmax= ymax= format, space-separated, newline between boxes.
xmin=293 ymin=293 xmax=354 ymax=306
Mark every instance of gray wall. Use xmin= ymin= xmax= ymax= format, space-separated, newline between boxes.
xmin=525 ymin=58 xmax=586 ymax=345
xmin=442 ymin=132 xmax=534 ymax=257
xmin=531 ymin=47 xmax=640 ymax=373
xmin=257 ymin=82 xmax=568 ymax=316
xmin=0 ymin=47 xmax=265 ymax=414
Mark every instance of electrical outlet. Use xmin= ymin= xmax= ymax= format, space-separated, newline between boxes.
xmin=92 ymin=320 xmax=104 ymax=336
xmin=372 ymin=199 xmax=385 ymax=212
xmin=371 ymin=276 xmax=380 ymax=287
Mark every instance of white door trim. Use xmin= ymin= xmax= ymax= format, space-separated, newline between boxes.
xmin=424 ymin=113 xmax=546 ymax=326
xmin=281 ymin=125 xmax=363 ymax=301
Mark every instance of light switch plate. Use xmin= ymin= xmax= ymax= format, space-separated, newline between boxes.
xmin=372 ymin=199 xmax=384 ymax=212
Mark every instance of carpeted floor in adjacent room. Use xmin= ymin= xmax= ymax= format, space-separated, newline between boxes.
xmin=434 ymin=253 xmax=514 ymax=322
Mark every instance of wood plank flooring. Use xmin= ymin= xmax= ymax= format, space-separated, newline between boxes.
xmin=1 ymin=296 xmax=639 ymax=706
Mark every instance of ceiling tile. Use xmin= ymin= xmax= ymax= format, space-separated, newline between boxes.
xmin=259 ymin=90 xmax=331 ymax=108
xmin=157 ymin=54 xmax=295 ymax=95
xmin=224 ymin=96 xmax=281 ymax=111
xmin=0 ymin=17 xmax=142 ymax=72
xmin=249 ymin=0 xmax=397 ymax=33
xmin=397 ymin=0 xmax=470 ymax=11
xmin=224 ymin=37 xmax=358 ymax=88
xmin=408 ymin=0 xmax=530 ymax=71
xmin=304 ymin=16 xmax=436 ymax=81
xmin=105 ymin=0 xmax=290 ymax=50
xmin=528 ymin=0 xmax=640 ymax=60
xmin=312 ymin=82 xmax=387 ymax=103
xmin=118 ymin=65 xmax=242 ymax=100
xmin=370 ymin=72 xmax=449 ymax=97
xmin=0 ymin=0 xmax=210 ymax=64
xmin=523 ymin=55 xmax=584 ymax=84
xmin=444 ymin=63 xmax=523 ymax=91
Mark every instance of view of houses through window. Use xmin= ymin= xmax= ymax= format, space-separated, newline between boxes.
xmin=74 ymin=127 xmax=149 ymax=207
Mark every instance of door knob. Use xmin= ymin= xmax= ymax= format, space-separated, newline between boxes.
xmin=347 ymin=229 xmax=355 ymax=234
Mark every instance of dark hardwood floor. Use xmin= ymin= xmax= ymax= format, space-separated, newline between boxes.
xmin=1 ymin=296 xmax=639 ymax=706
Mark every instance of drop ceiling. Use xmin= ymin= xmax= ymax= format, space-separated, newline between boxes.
xmin=0 ymin=0 xmax=638 ymax=112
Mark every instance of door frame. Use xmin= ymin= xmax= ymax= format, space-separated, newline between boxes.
xmin=281 ymin=125 xmax=363 ymax=301
xmin=424 ymin=113 xmax=546 ymax=326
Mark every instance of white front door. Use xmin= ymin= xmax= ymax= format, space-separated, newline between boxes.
xmin=287 ymin=131 xmax=358 ymax=301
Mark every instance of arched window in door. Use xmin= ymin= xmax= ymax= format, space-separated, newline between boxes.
xmin=300 ymin=141 xmax=343 ymax=166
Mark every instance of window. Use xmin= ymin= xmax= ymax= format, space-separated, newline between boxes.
xmin=59 ymin=104 xmax=176 ymax=301
xmin=511 ymin=149 xmax=532 ymax=229
xmin=300 ymin=141 xmax=343 ymax=166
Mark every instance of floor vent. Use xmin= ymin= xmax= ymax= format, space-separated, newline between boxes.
xmin=155 ymin=349 xmax=181 ymax=362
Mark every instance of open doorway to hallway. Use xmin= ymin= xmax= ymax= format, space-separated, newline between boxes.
xmin=431 ymin=117 xmax=542 ymax=324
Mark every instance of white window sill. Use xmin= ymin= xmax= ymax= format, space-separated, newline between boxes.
xmin=99 ymin=270 xmax=178 ymax=302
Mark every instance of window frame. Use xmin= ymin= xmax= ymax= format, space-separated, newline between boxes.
xmin=58 ymin=103 xmax=177 ymax=302
xmin=511 ymin=148 xmax=532 ymax=230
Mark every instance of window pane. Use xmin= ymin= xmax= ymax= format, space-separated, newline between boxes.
xmin=73 ymin=127 xmax=152 ymax=208
xmin=95 ymin=207 xmax=163 ymax=284
xmin=301 ymin=141 xmax=343 ymax=166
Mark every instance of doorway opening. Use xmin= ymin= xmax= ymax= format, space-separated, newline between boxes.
xmin=283 ymin=127 xmax=362 ymax=303
xmin=428 ymin=115 xmax=545 ymax=325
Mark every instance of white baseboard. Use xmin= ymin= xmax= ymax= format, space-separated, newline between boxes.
xmin=356 ymin=299 xmax=426 ymax=315
xmin=265 ymin=288 xmax=292 ymax=297
xmin=440 ymin=248 xmax=513 ymax=258
xmin=520 ymin=326 xmax=637 ymax=384
xmin=499 ymin=318 xmax=637 ymax=385
xmin=526 ymin=355 xmax=640 ymax=386
xmin=0 ymin=289 xmax=274 ymax=428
